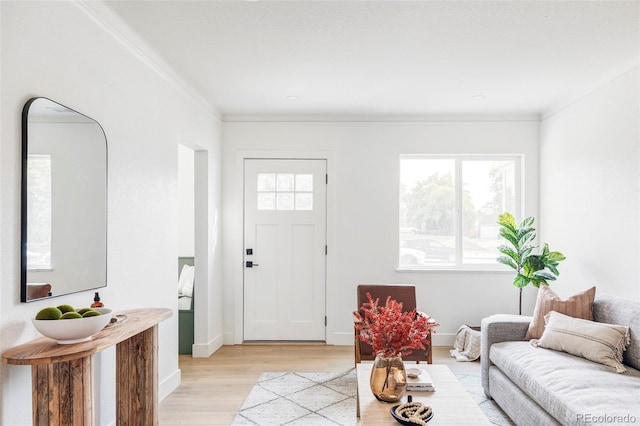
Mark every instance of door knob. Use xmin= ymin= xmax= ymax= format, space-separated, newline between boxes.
xmin=245 ymin=261 xmax=259 ymax=268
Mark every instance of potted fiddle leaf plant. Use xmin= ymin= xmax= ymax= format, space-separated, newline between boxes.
xmin=496 ymin=212 xmax=566 ymax=315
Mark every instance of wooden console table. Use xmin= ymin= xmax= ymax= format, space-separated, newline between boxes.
xmin=3 ymin=308 xmax=172 ymax=426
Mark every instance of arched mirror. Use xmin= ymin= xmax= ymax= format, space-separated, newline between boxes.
xmin=21 ymin=97 xmax=107 ymax=302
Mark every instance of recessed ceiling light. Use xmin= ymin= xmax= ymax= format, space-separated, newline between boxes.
xmin=472 ymin=95 xmax=486 ymax=101
xmin=287 ymin=95 xmax=300 ymax=101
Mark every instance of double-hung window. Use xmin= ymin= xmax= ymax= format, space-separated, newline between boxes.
xmin=399 ymin=155 xmax=522 ymax=269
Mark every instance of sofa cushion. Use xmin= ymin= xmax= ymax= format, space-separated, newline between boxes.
xmin=533 ymin=311 xmax=630 ymax=373
xmin=490 ymin=341 xmax=640 ymax=425
xmin=488 ymin=367 xmax=561 ymax=426
xmin=525 ymin=285 xmax=595 ymax=340
xmin=593 ymin=293 xmax=640 ymax=371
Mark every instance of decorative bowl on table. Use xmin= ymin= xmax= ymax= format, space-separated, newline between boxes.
xmin=390 ymin=395 xmax=434 ymax=425
xmin=32 ymin=308 xmax=113 ymax=344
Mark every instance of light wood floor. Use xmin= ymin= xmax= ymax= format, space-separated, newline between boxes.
xmin=159 ymin=346 xmax=478 ymax=425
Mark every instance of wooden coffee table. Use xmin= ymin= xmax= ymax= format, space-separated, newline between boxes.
xmin=356 ymin=363 xmax=492 ymax=425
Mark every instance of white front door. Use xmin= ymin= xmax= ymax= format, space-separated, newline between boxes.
xmin=244 ymin=159 xmax=327 ymax=341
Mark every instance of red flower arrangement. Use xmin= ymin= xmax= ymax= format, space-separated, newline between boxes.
xmin=354 ymin=293 xmax=439 ymax=358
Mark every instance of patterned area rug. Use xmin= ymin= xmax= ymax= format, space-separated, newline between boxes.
xmin=231 ymin=371 xmax=358 ymax=425
xmin=231 ymin=370 xmax=513 ymax=426
xmin=454 ymin=373 xmax=515 ymax=426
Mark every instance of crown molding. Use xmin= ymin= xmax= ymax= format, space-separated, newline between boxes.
xmin=222 ymin=113 xmax=541 ymax=123
xmin=75 ymin=1 xmax=221 ymax=121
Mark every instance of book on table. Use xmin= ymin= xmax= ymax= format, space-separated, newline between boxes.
xmin=406 ymin=368 xmax=435 ymax=392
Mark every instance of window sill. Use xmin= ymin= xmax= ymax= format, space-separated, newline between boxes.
xmin=396 ymin=267 xmax=513 ymax=273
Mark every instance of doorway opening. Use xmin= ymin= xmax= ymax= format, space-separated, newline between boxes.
xmin=177 ymin=144 xmax=195 ymax=354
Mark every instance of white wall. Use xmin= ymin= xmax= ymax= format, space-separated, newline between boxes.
xmin=178 ymin=144 xmax=195 ymax=257
xmin=0 ymin=2 xmax=222 ymax=425
xmin=540 ymin=67 xmax=640 ymax=301
xmin=222 ymin=120 xmax=540 ymax=346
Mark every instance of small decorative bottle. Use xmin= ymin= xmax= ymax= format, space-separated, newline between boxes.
xmin=91 ymin=292 xmax=103 ymax=308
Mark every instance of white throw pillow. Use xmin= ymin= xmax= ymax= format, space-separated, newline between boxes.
xmin=178 ymin=264 xmax=195 ymax=297
xmin=532 ymin=311 xmax=630 ymax=373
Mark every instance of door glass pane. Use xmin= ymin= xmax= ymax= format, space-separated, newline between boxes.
xmin=295 ymin=174 xmax=313 ymax=191
xmin=257 ymin=174 xmax=275 ymax=191
xmin=400 ymin=158 xmax=456 ymax=266
xmin=276 ymin=174 xmax=294 ymax=191
xmin=295 ymin=193 xmax=313 ymax=210
xmin=276 ymin=192 xmax=294 ymax=210
xmin=257 ymin=172 xmax=316 ymax=212
xmin=257 ymin=192 xmax=276 ymax=210
xmin=461 ymin=160 xmax=516 ymax=264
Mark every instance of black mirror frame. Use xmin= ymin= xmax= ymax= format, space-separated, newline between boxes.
xmin=21 ymin=97 xmax=108 ymax=302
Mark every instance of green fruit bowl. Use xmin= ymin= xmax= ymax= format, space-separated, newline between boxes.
xmin=32 ymin=308 xmax=113 ymax=344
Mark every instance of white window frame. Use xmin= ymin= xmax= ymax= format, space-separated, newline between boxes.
xmin=399 ymin=154 xmax=523 ymax=271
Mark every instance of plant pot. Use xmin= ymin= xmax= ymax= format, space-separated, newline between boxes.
xmin=369 ymin=353 xmax=407 ymax=402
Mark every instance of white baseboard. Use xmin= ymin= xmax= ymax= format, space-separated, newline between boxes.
xmin=329 ymin=332 xmax=456 ymax=347
xmin=328 ymin=331 xmax=353 ymax=346
xmin=159 ymin=368 xmax=181 ymax=402
xmin=223 ymin=331 xmax=235 ymax=345
xmin=192 ymin=333 xmax=224 ymax=358
xmin=217 ymin=331 xmax=456 ymax=348
xmin=431 ymin=333 xmax=455 ymax=347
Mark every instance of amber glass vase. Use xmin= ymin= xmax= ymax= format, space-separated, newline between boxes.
xmin=369 ymin=354 xmax=407 ymax=402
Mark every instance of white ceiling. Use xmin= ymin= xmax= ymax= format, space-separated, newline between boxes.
xmin=102 ymin=0 xmax=639 ymax=120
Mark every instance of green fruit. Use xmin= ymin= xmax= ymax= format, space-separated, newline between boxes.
xmin=60 ymin=312 xmax=82 ymax=319
xmin=35 ymin=307 xmax=63 ymax=320
xmin=57 ymin=304 xmax=75 ymax=314
xmin=77 ymin=308 xmax=92 ymax=315
xmin=81 ymin=310 xmax=101 ymax=318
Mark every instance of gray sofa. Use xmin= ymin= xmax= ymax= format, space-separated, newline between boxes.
xmin=481 ymin=293 xmax=640 ymax=426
